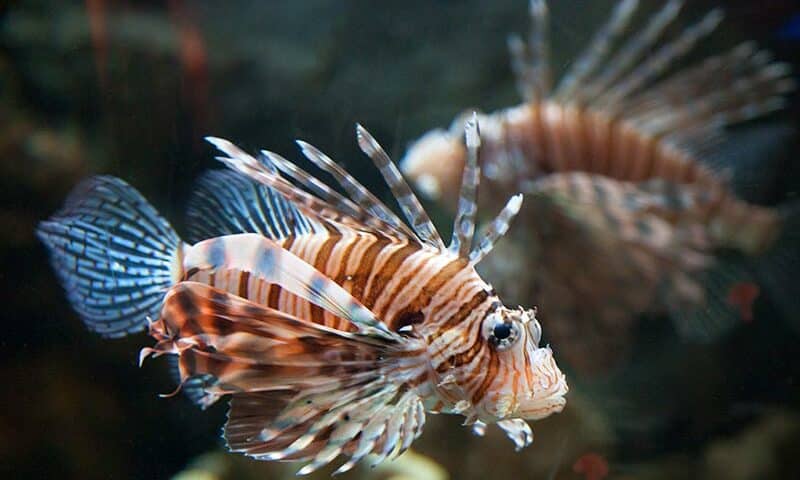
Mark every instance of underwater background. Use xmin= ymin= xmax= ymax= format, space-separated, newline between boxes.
xmin=3 ymin=0 xmax=800 ymax=478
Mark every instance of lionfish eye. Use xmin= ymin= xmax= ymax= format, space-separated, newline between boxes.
xmin=483 ymin=314 xmax=520 ymax=351
xmin=493 ymin=323 xmax=512 ymax=340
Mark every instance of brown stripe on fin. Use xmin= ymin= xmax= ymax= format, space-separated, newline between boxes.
xmin=184 ymin=233 xmax=395 ymax=338
xmin=153 ymin=282 xmax=428 ymax=474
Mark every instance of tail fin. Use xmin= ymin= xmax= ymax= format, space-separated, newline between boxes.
xmin=37 ymin=176 xmax=183 ymax=338
xmin=758 ymin=201 xmax=800 ymax=331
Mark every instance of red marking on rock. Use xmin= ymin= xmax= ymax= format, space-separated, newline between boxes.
xmin=727 ymin=282 xmax=760 ymax=323
xmin=168 ymin=0 xmax=210 ymax=132
xmin=85 ymin=0 xmax=108 ymax=87
xmin=573 ymin=452 xmax=609 ymax=480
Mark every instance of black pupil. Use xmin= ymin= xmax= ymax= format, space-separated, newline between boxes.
xmin=493 ymin=322 xmax=512 ymax=340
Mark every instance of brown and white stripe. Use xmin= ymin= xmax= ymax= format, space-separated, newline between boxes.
xmin=199 ymin=121 xmax=529 ymax=411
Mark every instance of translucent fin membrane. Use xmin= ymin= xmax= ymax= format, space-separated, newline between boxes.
xmin=599 ymin=8 xmax=724 ymax=109
xmin=205 ymin=137 xmax=404 ymax=236
xmin=37 ymin=176 xmax=181 ymax=337
xmin=259 ymin=150 xmax=371 ymax=228
xmin=295 ymin=140 xmax=417 ymax=239
xmin=186 ymin=169 xmax=319 ymax=243
xmin=506 ymin=0 xmax=794 ymax=173
xmin=208 ymin=121 xmax=522 ymax=264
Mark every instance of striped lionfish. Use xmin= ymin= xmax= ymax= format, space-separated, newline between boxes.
xmin=37 ymin=118 xmax=567 ymax=474
xmin=401 ymin=0 xmax=798 ymax=372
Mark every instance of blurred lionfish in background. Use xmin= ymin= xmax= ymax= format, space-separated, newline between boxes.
xmin=37 ymin=118 xmax=568 ymax=474
xmin=402 ymin=0 xmax=798 ymax=372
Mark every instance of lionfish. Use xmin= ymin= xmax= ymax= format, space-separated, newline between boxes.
xmin=37 ymin=118 xmax=568 ymax=474
xmin=401 ymin=0 xmax=798 ymax=372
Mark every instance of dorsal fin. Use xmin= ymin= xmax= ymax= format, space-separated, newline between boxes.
xmin=449 ymin=113 xmax=481 ymax=258
xmin=205 ymin=137 xmax=407 ymax=238
xmin=509 ymin=0 xmax=552 ymax=101
xmin=295 ymin=140 xmax=417 ymax=239
xmin=581 ymin=0 xmax=684 ymax=102
xmin=598 ymin=7 xmax=723 ymax=109
xmin=186 ymin=169 xmax=321 ymax=243
xmin=470 ymin=194 xmax=524 ymax=264
xmin=554 ymin=0 xmax=639 ymax=101
xmin=205 ymin=122 xmax=524 ymax=261
xmin=355 ymin=124 xmax=446 ymax=250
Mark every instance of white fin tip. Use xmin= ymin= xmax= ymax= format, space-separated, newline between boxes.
xmin=465 ymin=112 xmax=481 ymax=148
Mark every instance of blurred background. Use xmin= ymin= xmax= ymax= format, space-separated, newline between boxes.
xmin=2 ymin=0 xmax=800 ymax=478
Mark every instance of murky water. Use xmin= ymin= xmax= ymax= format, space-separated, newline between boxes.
xmin=3 ymin=1 xmax=800 ymax=479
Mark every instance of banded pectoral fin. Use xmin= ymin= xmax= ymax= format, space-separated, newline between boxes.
xmin=146 ymin=282 xmax=428 ymax=475
xmin=184 ymin=233 xmax=397 ymax=339
xmin=471 ymin=419 xmax=533 ymax=452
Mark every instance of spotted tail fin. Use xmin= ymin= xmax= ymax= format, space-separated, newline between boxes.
xmin=37 ymin=176 xmax=183 ymax=338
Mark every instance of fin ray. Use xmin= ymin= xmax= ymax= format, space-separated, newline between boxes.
xmin=449 ymin=113 xmax=481 ymax=258
xmin=206 ymin=137 xmax=408 ymax=238
xmin=355 ymin=124 xmax=445 ymax=250
xmin=37 ymin=176 xmax=181 ymax=337
xmin=555 ymin=0 xmax=639 ymax=100
xmin=150 ymin=283 xmax=426 ymax=472
xmin=295 ymin=140 xmax=417 ymax=239
xmin=186 ymin=169 xmax=320 ymax=243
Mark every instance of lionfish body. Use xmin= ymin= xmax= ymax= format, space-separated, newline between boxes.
xmin=402 ymin=0 xmax=798 ymax=371
xmin=38 ymin=120 xmax=567 ymax=474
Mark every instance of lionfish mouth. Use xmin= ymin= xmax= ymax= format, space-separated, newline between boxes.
xmin=517 ymin=386 xmax=568 ymax=420
xmin=517 ymin=347 xmax=569 ymax=420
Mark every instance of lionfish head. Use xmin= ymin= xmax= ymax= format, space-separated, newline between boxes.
xmin=409 ymin=112 xmax=566 ymax=424
xmin=477 ymin=306 xmax=568 ymax=422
